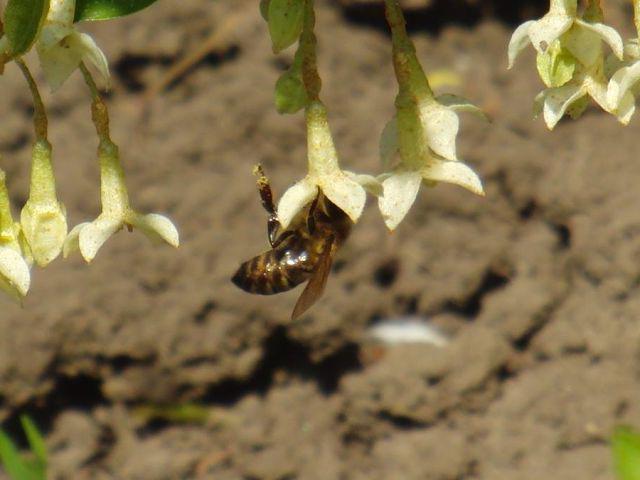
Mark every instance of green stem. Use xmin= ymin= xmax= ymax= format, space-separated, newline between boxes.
xmin=634 ymin=0 xmax=640 ymax=39
xmin=79 ymin=61 xmax=111 ymax=142
xmin=79 ymin=62 xmax=129 ymax=213
xmin=583 ymin=0 xmax=603 ymax=22
xmin=300 ymin=0 xmax=321 ymax=102
xmin=15 ymin=58 xmax=47 ymax=140
xmin=383 ymin=0 xmax=433 ymax=99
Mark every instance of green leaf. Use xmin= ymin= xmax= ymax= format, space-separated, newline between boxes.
xmin=2 ymin=0 xmax=50 ymax=56
xmin=74 ymin=0 xmax=159 ymax=22
xmin=19 ymin=417 xmax=46 ymax=467
xmin=268 ymin=0 xmax=304 ymax=53
xmin=0 ymin=430 xmax=31 ymax=480
xmin=260 ymin=0 xmax=270 ymax=21
xmin=613 ymin=426 xmax=640 ymax=480
xmin=133 ymin=403 xmax=211 ymax=424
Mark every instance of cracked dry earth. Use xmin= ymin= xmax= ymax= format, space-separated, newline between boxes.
xmin=1 ymin=0 xmax=639 ymax=479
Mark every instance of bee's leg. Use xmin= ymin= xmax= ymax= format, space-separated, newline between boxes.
xmin=271 ymin=229 xmax=295 ymax=248
xmin=254 ymin=164 xmax=281 ymax=247
xmin=306 ymin=195 xmax=319 ymax=235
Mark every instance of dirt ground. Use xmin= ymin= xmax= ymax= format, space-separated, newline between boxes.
xmin=0 ymin=0 xmax=639 ymax=478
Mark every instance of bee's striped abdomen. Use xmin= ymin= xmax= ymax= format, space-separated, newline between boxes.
xmin=231 ymin=243 xmax=315 ymax=295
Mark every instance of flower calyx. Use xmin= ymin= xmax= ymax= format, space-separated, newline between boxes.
xmin=276 ymin=101 xmax=380 ymax=229
xmin=63 ymin=140 xmax=179 ymax=262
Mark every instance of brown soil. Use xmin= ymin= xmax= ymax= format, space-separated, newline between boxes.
xmin=1 ymin=0 xmax=639 ymax=479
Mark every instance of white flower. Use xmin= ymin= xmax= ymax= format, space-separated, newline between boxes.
xmin=0 ymin=169 xmax=31 ymax=300
xmin=508 ymin=0 xmax=622 ymax=70
xmin=377 ymin=95 xmax=484 ymax=230
xmin=507 ymin=0 xmax=628 ymax=128
xmin=63 ymin=141 xmax=179 ymax=262
xmin=607 ymin=40 xmax=640 ymax=121
xmin=535 ymin=61 xmax=634 ymax=128
xmin=277 ymin=101 xmax=379 ymax=229
xmin=36 ymin=0 xmax=110 ymax=91
xmin=20 ymin=140 xmax=67 ymax=267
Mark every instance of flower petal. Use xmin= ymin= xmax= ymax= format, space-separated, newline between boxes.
xmin=528 ymin=14 xmax=573 ymax=54
xmin=37 ymin=38 xmax=84 ymax=91
xmin=613 ymin=90 xmax=635 ymax=125
xmin=436 ymin=94 xmax=489 ymax=121
xmin=508 ymin=20 xmax=535 ymax=68
xmin=62 ymin=222 xmax=89 ymax=258
xmin=608 ymin=60 xmax=640 ymax=111
xmin=379 ymin=117 xmax=399 ymax=169
xmin=417 ymin=99 xmax=459 ymax=161
xmin=69 ymin=32 xmax=111 ymax=88
xmin=319 ymin=173 xmax=367 ymax=224
xmin=20 ymin=200 xmax=67 ymax=266
xmin=585 ymin=75 xmax=609 ymax=112
xmin=0 ymin=246 xmax=31 ymax=298
xmin=549 ymin=0 xmax=577 ymax=16
xmin=378 ymin=170 xmax=422 ymax=231
xmin=128 ymin=212 xmax=180 ymax=248
xmin=378 ymin=170 xmax=423 ymax=231
xmin=574 ymin=20 xmax=624 ymax=61
xmin=625 ymin=39 xmax=640 ymax=60
xmin=421 ymin=158 xmax=484 ymax=196
xmin=78 ymin=216 xmax=122 ymax=262
xmin=277 ymin=177 xmax=318 ymax=229
xmin=344 ymin=171 xmax=383 ymax=197
xmin=38 ymin=23 xmax=74 ymax=51
xmin=541 ymin=83 xmax=585 ymax=129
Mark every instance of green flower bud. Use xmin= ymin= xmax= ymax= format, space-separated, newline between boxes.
xmin=275 ymin=67 xmax=307 ymax=114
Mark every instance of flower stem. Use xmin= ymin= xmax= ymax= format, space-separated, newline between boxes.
xmin=634 ymin=0 xmax=640 ymax=39
xmin=79 ymin=62 xmax=130 ymax=214
xmin=79 ymin=61 xmax=111 ymax=142
xmin=583 ymin=0 xmax=603 ymax=22
xmin=383 ymin=0 xmax=433 ymax=99
xmin=300 ymin=0 xmax=321 ymax=103
xmin=14 ymin=58 xmax=47 ymax=140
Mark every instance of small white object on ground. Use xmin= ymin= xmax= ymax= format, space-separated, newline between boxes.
xmin=367 ymin=317 xmax=450 ymax=347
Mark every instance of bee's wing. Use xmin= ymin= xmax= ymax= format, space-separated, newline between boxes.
xmin=291 ymin=235 xmax=335 ymax=320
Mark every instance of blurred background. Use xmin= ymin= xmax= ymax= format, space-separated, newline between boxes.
xmin=1 ymin=0 xmax=640 ymax=478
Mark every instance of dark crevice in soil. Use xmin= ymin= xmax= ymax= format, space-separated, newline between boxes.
xmin=113 ymin=46 xmax=239 ymax=93
xmin=193 ymin=299 xmax=217 ymax=323
xmin=339 ymin=0 xmax=548 ymax=35
xmin=373 ymin=258 xmax=400 ymax=289
xmin=511 ymin=297 xmax=566 ymax=352
xmin=442 ymin=268 xmax=510 ymax=318
xmin=201 ymin=326 xmax=363 ymax=405
xmin=1 ymin=374 xmax=106 ymax=444
xmin=550 ymin=222 xmax=572 ymax=249
xmin=100 ymin=354 xmax=156 ymax=374
xmin=0 ymin=132 xmax=29 ymax=153
xmin=114 ymin=53 xmax=175 ymax=92
xmin=377 ymin=410 xmax=429 ymax=430
xmin=495 ymin=364 xmax=517 ymax=383
xmin=518 ymin=199 xmax=538 ymax=220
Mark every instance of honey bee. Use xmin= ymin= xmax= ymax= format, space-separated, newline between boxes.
xmin=232 ymin=166 xmax=352 ymax=319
